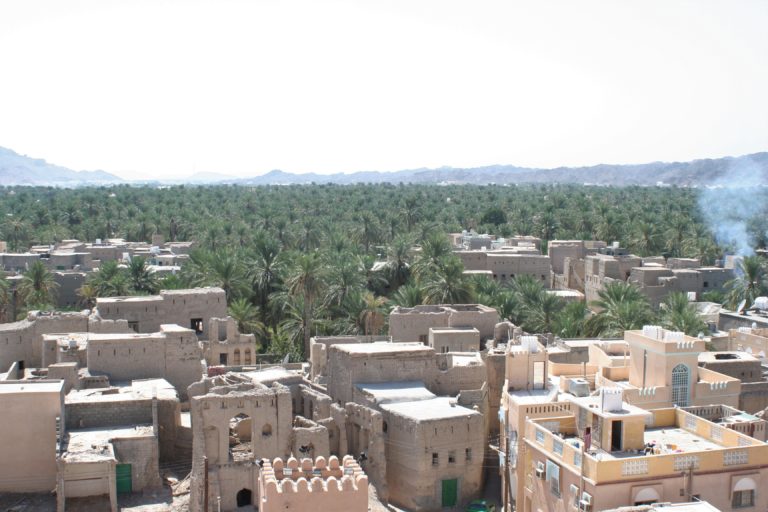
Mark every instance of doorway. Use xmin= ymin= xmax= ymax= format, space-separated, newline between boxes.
xmin=441 ymin=478 xmax=458 ymax=508
xmin=611 ymin=420 xmax=623 ymax=451
xmin=236 ymin=488 xmax=252 ymax=507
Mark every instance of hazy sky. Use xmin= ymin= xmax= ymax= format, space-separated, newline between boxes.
xmin=1 ymin=1 xmax=767 ymax=180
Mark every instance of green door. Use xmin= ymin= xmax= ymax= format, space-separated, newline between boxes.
xmin=441 ymin=478 xmax=458 ymax=508
xmin=116 ymin=463 xmax=132 ymax=493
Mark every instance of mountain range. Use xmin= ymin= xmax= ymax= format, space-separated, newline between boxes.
xmin=1 ymin=145 xmax=767 ymax=187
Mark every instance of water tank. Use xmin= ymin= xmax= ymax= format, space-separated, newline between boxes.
xmin=569 ymin=378 xmax=590 ymax=397
xmin=494 ymin=321 xmax=515 ymax=342
xmin=754 ymin=297 xmax=768 ymax=311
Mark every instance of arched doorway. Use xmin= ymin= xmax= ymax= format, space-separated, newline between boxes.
xmin=671 ymin=364 xmax=690 ymax=406
xmin=236 ymin=488 xmax=252 ymax=507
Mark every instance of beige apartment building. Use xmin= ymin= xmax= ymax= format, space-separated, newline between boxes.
xmin=584 ymin=327 xmax=742 ymax=410
xmin=522 ymin=396 xmax=768 ymax=512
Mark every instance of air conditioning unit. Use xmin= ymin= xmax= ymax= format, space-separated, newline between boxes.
xmin=579 ymin=492 xmax=593 ymax=512
xmin=535 ymin=461 xmax=545 ymax=479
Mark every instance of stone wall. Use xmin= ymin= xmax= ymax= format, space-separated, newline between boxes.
xmin=0 ymin=311 xmax=130 ymax=370
xmin=96 ymin=287 xmax=227 ymax=339
xmin=112 ymin=435 xmax=162 ymax=491
xmin=85 ymin=325 xmax=203 ymax=398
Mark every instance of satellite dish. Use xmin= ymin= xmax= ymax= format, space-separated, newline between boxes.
xmin=737 ymin=299 xmax=747 ymax=315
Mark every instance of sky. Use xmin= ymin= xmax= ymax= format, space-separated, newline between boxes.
xmin=1 ymin=1 xmax=767 ymax=181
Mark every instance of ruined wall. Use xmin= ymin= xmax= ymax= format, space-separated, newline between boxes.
xmin=0 ymin=311 xmax=130 ymax=370
xmin=96 ymin=287 xmax=227 ymax=338
xmin=112 ymin=435 xmax=162 ymax=491
xmin=291 ymin=416 xmax=331 ymax=459
xmin=86 ymin=326 xmax=203 ymax=397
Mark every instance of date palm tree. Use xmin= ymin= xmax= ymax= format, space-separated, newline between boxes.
xmin=127 ymin=256 xmax=159 ymax=294
xmin=586 ymin=281 xmax=655 ymax=337
xmin=660 ymin=292 xmax=707 ymax=336
xmin=284 ymin=252 xmax=326 ymax=357
xmin=228 ymin=298 xmax=266 ymax=340
xmin=724 ymin=255 xmax=767 ymax=310
xmin=359 ymin=291 xmax=388 ymax=336
xmin=390 ymin=282 xmax=423 ymax=307
xmin=18 ymin=260 xmax=59 ymax=308
xmin=422 ymin=258 xmax=474 ymax=305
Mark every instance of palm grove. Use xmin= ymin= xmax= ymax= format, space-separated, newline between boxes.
xmin=2 ymin=183 xmax=768 ymax=360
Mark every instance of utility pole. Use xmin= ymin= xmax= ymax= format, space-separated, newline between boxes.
xmin=203 ymin=456 xmax=209 ymax=512
xmin=503 ymin=449 xmax=511 ymax=512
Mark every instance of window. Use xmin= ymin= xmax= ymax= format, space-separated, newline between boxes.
xmin=724 ymin=450 xmax=748 ymax=466
xmin=419 ymin=335 xmax=428 ymax=344
xmin=190 ymin=318 xmax=204 ymax=334
xmin=703 ymin=281 xmax=709 ymax=288
xmin=262 ymin=424 xmax=272 ymax=437
xmin=573 ymin=451 xmax=581 ymax=468
xmin=671 ymin=364 xmax=690 ymax=407
xmin=432 ymin=453 xmax=439 ymax=466
xmin=733 ymin=490 xmax=755 ymax=508
xmin=622 ymin=459 xmax=648 ymax=476
xmin=536 ymin=429 xmax=545 ymax=444
xmin=441 ymin=346 xmax=449 ymax=354
xmin=128 ymin=321 xmax=139 ymax=332
xmin=553 ymin=439 xmax=563 ymax=456
xmin=448 ymin=451 xmax=456 ymax=464
xmin=732 ymin=477 xmax=757 ymax=508
xmin=466 ymin=448 xmax=472 ymax=462
xmin=545 ymin=460 xmax=560 ymax=497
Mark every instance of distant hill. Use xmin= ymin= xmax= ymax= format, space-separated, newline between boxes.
xmin=0 ymin=147 xmax=123 ymax=186
xmin=2 ymin=144 xmax=767 ymax=187
xmin=233 ymin=153 xmax=768 ymax=187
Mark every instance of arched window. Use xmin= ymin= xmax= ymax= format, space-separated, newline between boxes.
xmin=244 ymin=348 xmax=251 ymax=365
xmin=233 ymin=348 xmax=241 ymax=366
xmin=262 ymin=423 xmax=273 ymax=437
xmin=634 ymin=487 xmax=661 ymax=505
xmin=732 ymin=477 xmax=756 ymax=508
xmin=671 ymin=364 xmax=690 ymax=407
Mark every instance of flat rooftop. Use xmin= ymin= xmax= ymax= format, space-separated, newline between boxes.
xmin=356 ymin=381 xmax=436 ymax=405
xmin=333 ymin=342 xmax=432 ymax=356
xmin=429 ymin=327 xmax=479 ymax=333
xmin=66 ymin=378 xmax=177 ymax=404
xmin=569 ymin=396 xmax=651 ymax=420
xmin=509 ymin=378 xmax=560 ymax=404
xmin=0 ymin=380 xmax=64 ymax=394
xmin=242 ymin=367 xmax=304 ymax=385
xmin=449 ymin=353 xmax=483 ymax=366
xmin=593 ymin=427 xmax=725 ymax=460
xmin=381 ymin=396 xmax=481 ymax=421
xmin=97 ymin=295 xmax=163 ymax=303
xmin=63 ymin=425 xmax=153 ymax=462
xmin=699 ymin=351 xmax=759 ymax=363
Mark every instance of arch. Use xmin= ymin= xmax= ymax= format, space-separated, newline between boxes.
xmin=634 ymin=487 xmax=661 ymax=505
xmin=229 ymin=413 xmax=252 ymax=460
xmin=734 ymin=477 xmax=757 ymax=492
xmin=671 ymin=364 xmax=690 ymax=407
xmin=236 ymin=488 xmax=252 ymax=507
xmin=262 ymin=423 xmax=273 ymax=437
xmin=233 ymin=348 xmax=241 ymax=365
xmin=244 ymin=348 xmax=252 ymax=365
